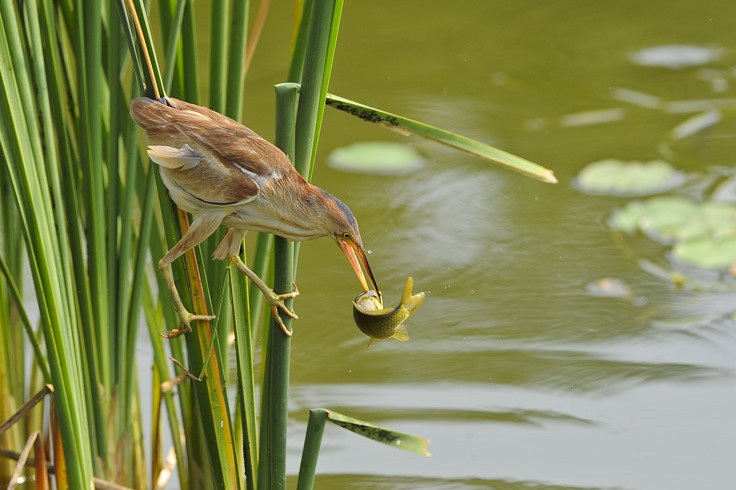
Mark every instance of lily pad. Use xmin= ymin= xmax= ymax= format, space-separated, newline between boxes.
xmin=327 ymin=141 xmax=425 ymax=175
xmin=610 ymin=196 xmax=700 ymax=241
xmin=576 ymin=159 xmax=685 ymax=196
xmin=611 ymin=195 xmax=736 ymax=269
xmin=673 ymin=236 xmax=736 ymax=268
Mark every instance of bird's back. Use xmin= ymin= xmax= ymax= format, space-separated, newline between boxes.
xmin=130 ymin=97 xmax=296 ymax=181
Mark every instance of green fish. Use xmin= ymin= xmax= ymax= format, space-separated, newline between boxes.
xmin=352 ymin=277 xmax=424 ymax=348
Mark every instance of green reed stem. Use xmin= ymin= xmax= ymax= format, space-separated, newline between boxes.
xmin=287 ymin=0 xmax=312 ymax=83
xmin=295 ymin=409 xmax=327 ymax=490
xmin=209 ymin=0 xmax=228 ymax=112
xmin=258 ymin=82 xmax=299 ymax=490
xmin=230 ymin=265 xmax=257 ymax=490
xmin=293 ymin=0 xmax=343 ymax=179
xmin=226 ymin=0 xmax=249 ymax=119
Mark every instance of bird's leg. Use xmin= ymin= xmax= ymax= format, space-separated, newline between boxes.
xmin=159 ymin=213 xmax=224 ymax=338
xmin=229 ymin=254 xmax=299 ymax=337
xmin=214 ymin=228 xmax=299 ymax=336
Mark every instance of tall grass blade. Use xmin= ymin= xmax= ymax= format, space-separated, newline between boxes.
xmin=161 ymin=0 xmax=187 ymax=91
xmin=209 ymin=1 xmax=228 ymax=112
xmin=225 ymin=0 xmax=249 ymax=119
xmin=0 ymin=256 xmax=50 ymax=381
xmin=230 ymin=267 xmax=257 ymax=490
xmin=123 ymin=1 xmax=243 ymax=487
xmin=0 ymin=1 xmax=95 ymax=486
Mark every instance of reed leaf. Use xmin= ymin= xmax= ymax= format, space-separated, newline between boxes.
xmin=225 ymin=0 xmax=249 ymax=119
xmin=295 ymin=408 xmax=430 ymax=490
xmin=126 ymin=1 xmax=244 ymax=487
xmin=0 ymin=256 xmax=49 ymax=381
xmin=325 ymin=92 xmax=558 ymax=183
xmin=230 ymin=267 xmax=257 ymax=490
xmin=0 ymin=0 xmax=96 ymax=485
xmin=323 ymin=409 xmax=431 ymax=456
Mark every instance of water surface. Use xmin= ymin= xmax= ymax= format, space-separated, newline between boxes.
xmin=238 ymin=1 xmax=736 ymax=488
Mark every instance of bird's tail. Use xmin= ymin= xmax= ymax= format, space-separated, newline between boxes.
xmin=129 ymin=96 xmax=168 ymax=130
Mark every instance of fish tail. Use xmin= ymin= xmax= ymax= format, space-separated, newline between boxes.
xmin=401 ymin=277 xmax=414 ymax=305
xmin=404 ymin=291 xmax=425 ymax=313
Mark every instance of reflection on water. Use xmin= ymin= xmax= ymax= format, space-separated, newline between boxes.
xmin=238 ymin=1 xmax=736 ymax=489
xmin=298 ymin=475 xmax=604 ymax=490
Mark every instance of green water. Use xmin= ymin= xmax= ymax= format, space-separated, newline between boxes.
xmin=232 ymin=1 xmax=736 ymax=488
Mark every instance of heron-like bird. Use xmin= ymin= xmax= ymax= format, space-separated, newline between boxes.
xmin=130 ymin=96 xmax=378 ymax=336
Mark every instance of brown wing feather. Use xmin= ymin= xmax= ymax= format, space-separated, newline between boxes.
xmin=130 ymin=97 xmax=295 ymax=180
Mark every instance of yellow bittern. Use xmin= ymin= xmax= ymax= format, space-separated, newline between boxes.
xmin=130 ymin=96 xmax=379 ymax=336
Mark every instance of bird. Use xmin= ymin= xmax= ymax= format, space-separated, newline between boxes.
xmin=130 ymin=96 xmax=379 ymax=337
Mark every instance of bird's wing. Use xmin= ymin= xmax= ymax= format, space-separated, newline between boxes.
xmin=149 ymin=143 xmax=260 ymax=206
xmin=147 ymin=144 xmax=201 ymax=170
xmin=131 ymin=96 xmax=295 ymax=181
xmin=187 ymin=124 xmax=293 ymax=183
xmin=132 ymin=96 xmax=287 ymax=205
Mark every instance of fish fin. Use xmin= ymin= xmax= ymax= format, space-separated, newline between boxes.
xmin=148 ymin=144 xmax=202 ymax=170
xmin=404 ymin=292 xmax=425 ymax=314
xmin=400 ymin=277 xmax=425 ymax=314
xmin=400 ymin=277 xmax=414 ymax=305
xmin=391 ymin=324 xmax=409 ymax=342
xmin=366 ymin=338 xmax=374 ymax=349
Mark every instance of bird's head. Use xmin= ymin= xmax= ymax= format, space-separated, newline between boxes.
xmin=318 ymin=190 xmax=379 ymax=294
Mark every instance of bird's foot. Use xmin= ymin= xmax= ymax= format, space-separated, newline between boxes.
xmin=162 ymin=309 xmax=216 ymax=339
xmin=267 ymin=284 xmax=299 ymax=337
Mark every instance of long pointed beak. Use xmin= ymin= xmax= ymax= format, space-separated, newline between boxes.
xmin=339 ymin=239 xmax=379 ymax=294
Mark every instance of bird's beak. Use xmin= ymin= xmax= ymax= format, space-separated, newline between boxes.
xmin=339 ymin=239 xmax=379 ymax=294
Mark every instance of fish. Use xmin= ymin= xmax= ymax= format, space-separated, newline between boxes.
xmin=352 ymin=276 xmax=424 ymax=348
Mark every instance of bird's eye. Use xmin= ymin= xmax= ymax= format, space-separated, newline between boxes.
xmin=341 ymin=232 xmax=351 ymax=240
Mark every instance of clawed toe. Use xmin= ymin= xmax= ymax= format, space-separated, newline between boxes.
xmin=270 ymin=306 xmax=294 ymax=337
xmin=276 ymin=283 xmax=299 ymax=301
xmin=163 ymin=311 xmax=216 ymax=339
xmin=267 ymin=285 xmax=300 ymax=336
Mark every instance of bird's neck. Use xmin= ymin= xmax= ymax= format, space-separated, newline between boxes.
xmin=228 ymin=177 xmax=330 ymax=241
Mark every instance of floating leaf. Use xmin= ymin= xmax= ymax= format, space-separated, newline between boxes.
xmin=635 ymin=196 xmax=701 ymax=242
xmin=612 ymin=195 xmax=736 ymax=269
xmin=327 ymin=141 xmax=425 ymax=175
xmin=576 ymin=159 xmax=685 ymax=196
xmin=610 ymin=200 xmax=648 ymax=233
xmin=699 ymin=202 xmax=736 ymax=239
xmin=673 ymin=236 xmax=736 ymax=268
xmin=610 ymin=196 xmax=699 ymax=241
